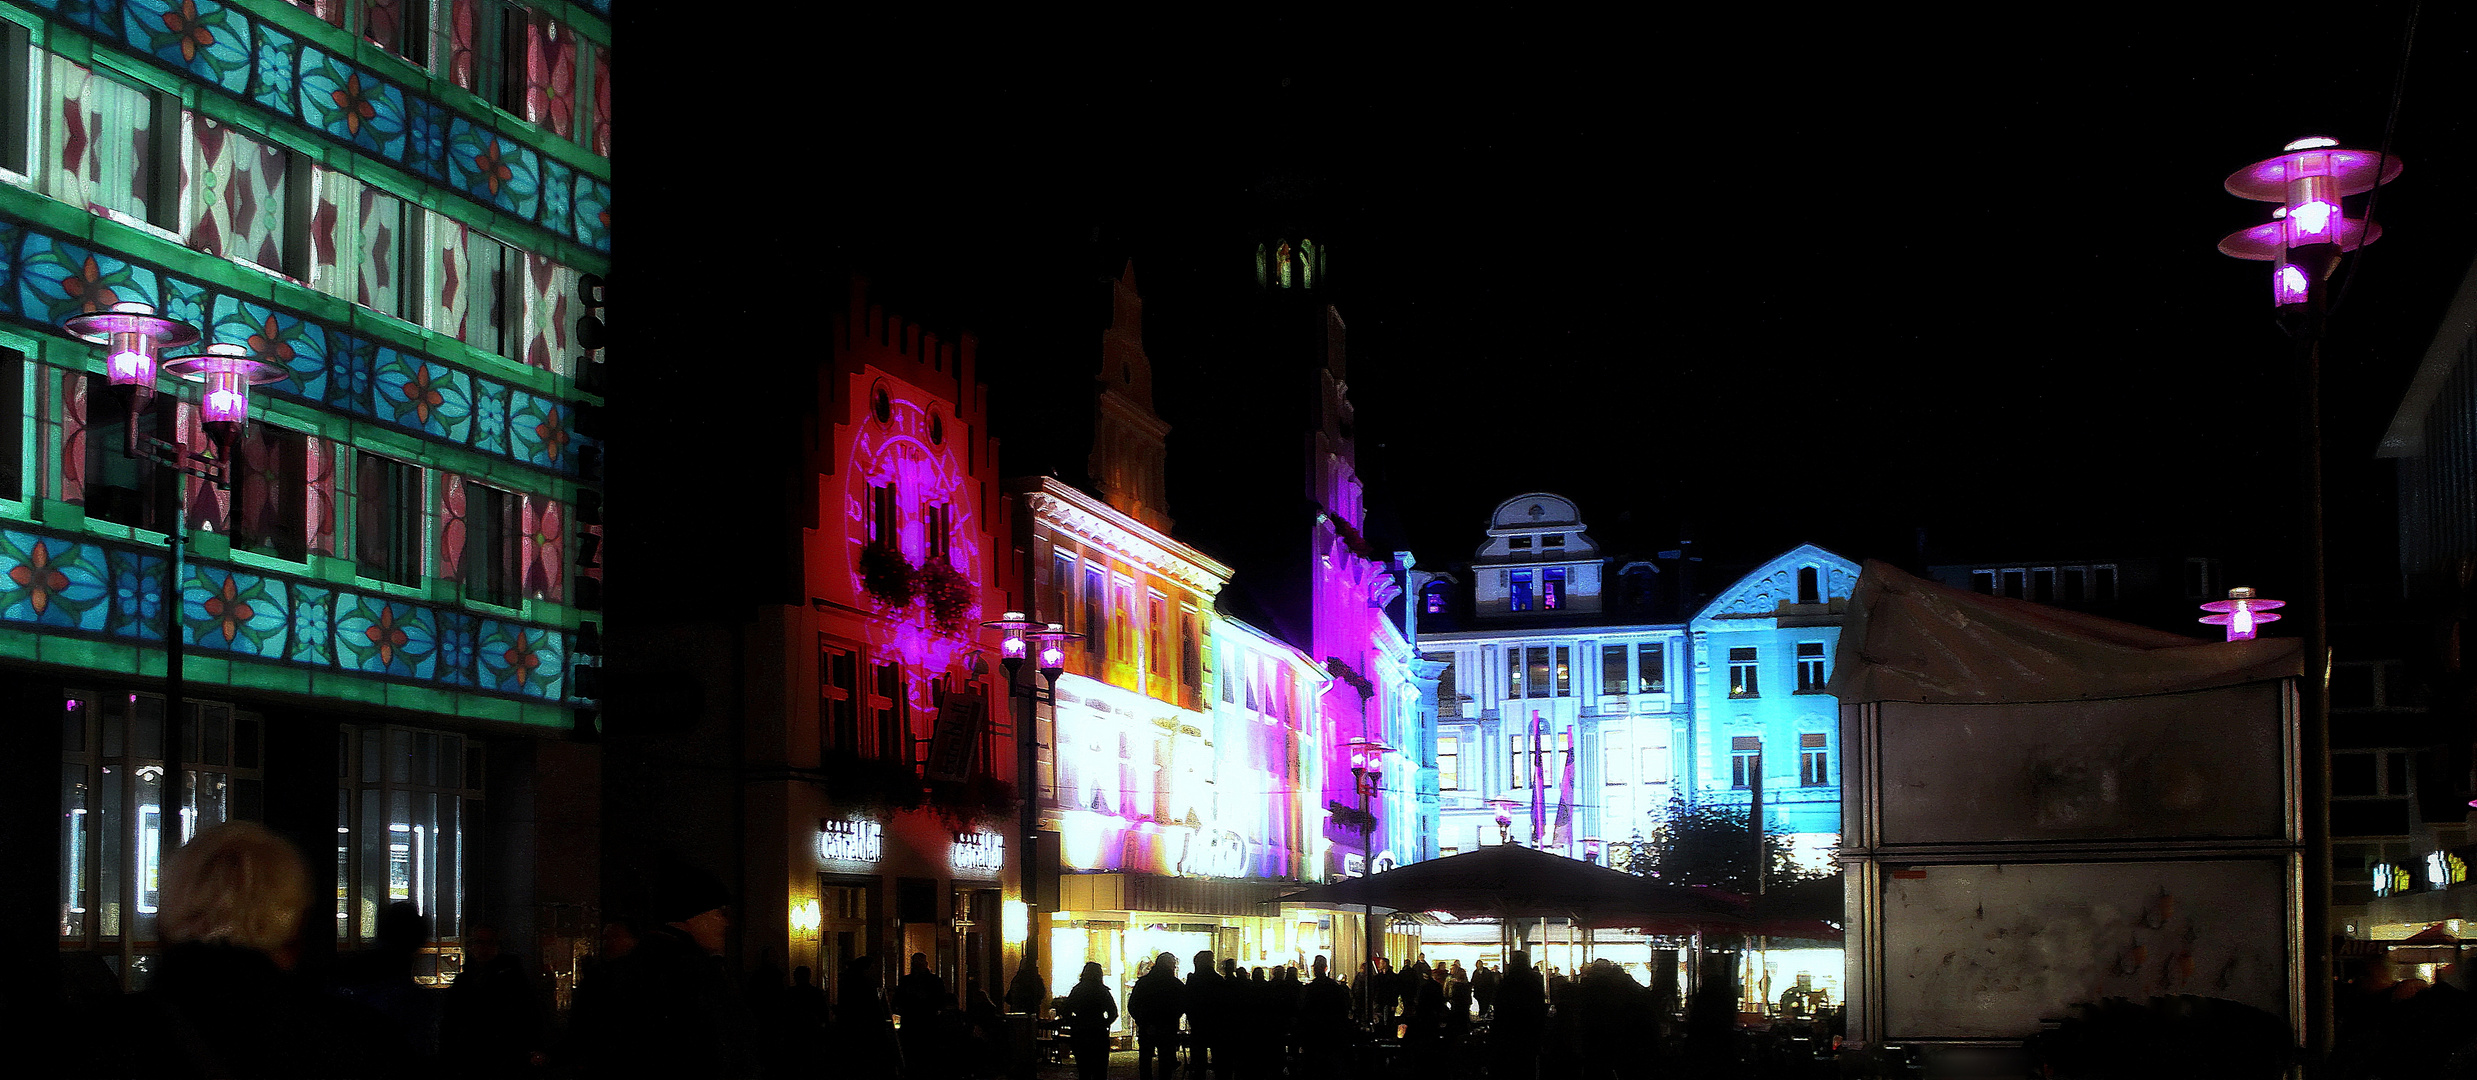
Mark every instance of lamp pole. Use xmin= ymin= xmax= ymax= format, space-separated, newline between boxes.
xmin=2218 ymin=136 xmax=2400 ymax=1059
xmin=981 ymin=612 xmax=1076 ymax=1020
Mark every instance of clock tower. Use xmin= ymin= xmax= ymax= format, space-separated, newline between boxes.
xmin=1088 ymin=262 xmax=1175 ymax=532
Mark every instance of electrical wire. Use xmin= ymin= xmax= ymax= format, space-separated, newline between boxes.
xmin=2328 ymin=0 xmax=2421 ymax=323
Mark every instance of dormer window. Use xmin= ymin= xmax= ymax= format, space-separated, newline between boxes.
xmin=1543 ymin=568 xmax=1566 ymax=610
xmin=1510 ymin=570 xmax=1534 ymax=612
xmin=1541 ymin=535 xmax=1564 ymax=548
xmin=1508 ymin=537 xmax=1532 ymax=550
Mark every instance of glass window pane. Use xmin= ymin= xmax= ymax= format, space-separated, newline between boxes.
xmin=62 ymin=763 xmax=89 ymax=941
xmin=234 ymin=715 xmax=261 ymax=769
xmin=134 ymin=696 xmax=163 ymax=760
xmin=135 ymin=764 xmax=162 ymax=941
xmin=388 ymin=789 xmax=413 ymax=903
xmin=389 ymin=729 xmax=413 ymax=784
xmin=233 ymin=778 xmax=262 ymax=823
xmin=64 ymin=695 xmax=87 ymax=753
xmin=337 ymin=788 xmax=352 ymax=936
xmin=103 ymin=696 xmax=125 ymax=758
xmin=440 ymin=735 xmax=462 ymax=790
xmin=360 ymin=787 xmax=384 ymax=939
xmin=99 ymin=765 xmax=122 ymax=940
xmin=202 ymin=706 xmax=229 ymax=767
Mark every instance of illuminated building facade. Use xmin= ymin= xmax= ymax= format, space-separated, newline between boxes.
xmin=754 ymin=289 xmax=1020 ymax=1008
xmin=1017 ymin=266 xmax=1337 ymax=1025
xmin=8 ymin=0 xmax=611 ymax=993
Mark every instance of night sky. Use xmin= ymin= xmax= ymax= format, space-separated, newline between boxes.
xmin=635 ymin=6 xmax=2477 ymax=589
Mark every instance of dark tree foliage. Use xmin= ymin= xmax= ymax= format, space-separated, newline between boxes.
xmin=1630 ymin=796 xmax=1833 ymax=896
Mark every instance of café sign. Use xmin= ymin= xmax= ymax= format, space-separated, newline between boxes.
xmin=953 ymin=830 xmax=1005 ymax=875
xmin=820 ymin=817 xmax=884 ymax=863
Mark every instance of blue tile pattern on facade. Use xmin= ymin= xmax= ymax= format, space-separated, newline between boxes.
xmin=12 ymin=0 xmax=610 ymax=254
xmin=0 ymin=523 xmax=572 ymax=701
xmin=0 ymin=215 xmax=595 ymax=478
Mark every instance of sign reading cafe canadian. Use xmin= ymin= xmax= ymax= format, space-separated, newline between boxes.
xmin=819 ymin=817 xmax=884 ymax=863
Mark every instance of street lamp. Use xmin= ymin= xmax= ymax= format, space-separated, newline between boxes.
xmin=2200 ymin=587 xmax=2285 ymax=642
xmin=2219 ymin=135 xmax=2398 ymax=1059
xmin=1582 ymin=836 xmax=1604 ymax=865
xmin=979 ymin=612 xmax=1078 ymax=1020
xmin=1491 ymin=799 xmax=1517 ymax=846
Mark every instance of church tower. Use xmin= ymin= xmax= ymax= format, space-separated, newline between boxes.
xmin=1087 ymin=262 xmax=1175 ymax=531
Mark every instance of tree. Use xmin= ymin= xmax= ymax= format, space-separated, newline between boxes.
xmin=1634 ymin=795 xmax=1831 ymax=896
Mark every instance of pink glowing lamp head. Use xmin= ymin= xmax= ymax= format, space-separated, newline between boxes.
xmin=2274 ymin=264 xmax=2313 ymax=306
xmin=979 ymin=611 xmax=1043 ymax=670
xmin=60 ymin=301 xmax=201 ymax=392
xmin=2223 ymin=137 xmax=2402 ymax=203
xmin=1027 ymin=622 xmax=1078 ymax=678
xmin=1582 ymin=836 xmax=1604 ymax=860
xmin=1491 ymin=798 xmax=1517 ymax=827
xmin=2199 ymin=586 xmax=2285 ymax=641
xmin=162 ymin=342 xmax=284 ymax=427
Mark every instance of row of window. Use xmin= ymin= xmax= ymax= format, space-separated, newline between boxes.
xmin=817 ymin=641 xmax=998 ymax=777
xmin=1727 ymin=643 xmax=1830 ymax=698
xmin=293 ymin=0 xmax=612 ymax=157
xmin=1731 ymin=733 xmax=1832 ymax=788
xmin=11 ymin=46 xmax=589 ymax=376
xmin=49 ymin=358 xmax=553 ymax=607
xmin=1046 ymin=548 xmax=1203 ymax=704
xmin=1436 ymin=731 xmax=1685 ymax=793
xmin=1969 ymin=564 xmax=2122 ymax=603
xmin=62 ymin=690 xmax=482 ymax=986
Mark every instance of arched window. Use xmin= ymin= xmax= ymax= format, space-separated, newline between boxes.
xmin=1797 ymin=566 xmax=1820 ymax=605
xmin=1423 ymin=582 xmax=1449 ymax=615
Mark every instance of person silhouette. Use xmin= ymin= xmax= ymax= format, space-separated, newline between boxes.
xmin=1187 ymin=949 xmax=1224 ymax=1079
xmin=1065 ymin=962 xmax=1119 ymax=1080
xmin=1296 ymin=955 xmax=1353 ymax=1079
xmin=895 ymin=953 xmax=949 ymax=1078
xmin=1131 ymin=951 xmax=1186 ymax=1080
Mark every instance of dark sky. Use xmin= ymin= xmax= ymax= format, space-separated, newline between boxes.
xmin=641 ymin=6 xmax=2477 ymax=586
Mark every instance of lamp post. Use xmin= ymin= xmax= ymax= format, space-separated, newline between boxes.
xmin=980 ymin=612 xmax=1078 ymax=1019
xmin=56 ymin=304 xmax=269 ymax=958
xmin=1491 ymin=799 xmax=1517 ymax=846
xmin=2201 ymin=587 xmax=2286 ymax=642
xmin=2219 ymin=135 xmax=2399 ymax=1058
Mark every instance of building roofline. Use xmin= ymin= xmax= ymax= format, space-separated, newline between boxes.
xmin=1010 ymin=476 xmax=1234 ymax=592
xmin=2381 ymin=252 xmax=2477 ymax=459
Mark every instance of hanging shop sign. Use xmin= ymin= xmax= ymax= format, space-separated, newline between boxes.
xmin=820 ymin=817 xmax=884 ymax=864
xmin=927 ymin=695 xmax=986 ymax=783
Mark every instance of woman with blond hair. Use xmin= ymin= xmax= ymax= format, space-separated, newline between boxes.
xmin=106 ymin=821 xmax=396 ymax=1077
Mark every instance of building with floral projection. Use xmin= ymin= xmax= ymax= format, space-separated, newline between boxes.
xmin=6 ymin=0 xmax=613 ymax=997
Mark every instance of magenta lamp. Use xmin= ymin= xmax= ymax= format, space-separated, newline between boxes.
xmin=981 ymin=611 xmax=1042 ymax=681
xmin=61 ymin=301 xmax=202 ymax=398
xmin=2219 ymin=137 xmax=2400 ymax=310
xmin=1582 ymin=836 xmax=1604 ymax=864
xmin=161 ymin=342 xmax=284 ymax=455
xmin=2200 ymin=587 xmax=2285 ymax=642
xmin=1028 ymin=622 xmax=1079 ymax=683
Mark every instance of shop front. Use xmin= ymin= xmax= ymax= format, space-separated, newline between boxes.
xmin=1046 ymin=872 xmax=1328 ymax=1033
xmin=790 ymin=803 xmax=1021 ymax=1010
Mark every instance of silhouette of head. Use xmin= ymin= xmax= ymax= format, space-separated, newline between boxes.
xmin=911 ymin=952 xmax=931 ymax=976
xmin=159 ymin=821 xmax=310 ymax=959
xmin=1081 ymin=961 xmax=1104 ymax=984
xmin=1154 ymin=952 xmax=1178 ymax=976
xmin=1195 ymin=949 xmax=1213 ymax=974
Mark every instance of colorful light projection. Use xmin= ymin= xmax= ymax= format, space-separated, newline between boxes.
xmin=1052 ymin=654 xmax=1322 ymax=880
xmin=838 ymin=372 xmax=985 ymax=679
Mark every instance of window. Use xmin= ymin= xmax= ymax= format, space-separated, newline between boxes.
xmin=1217 ymin=648 xmax=1236 ymax=705
xmin=1731 ymin=736 xmax=1761 ymax=789
xmin=819 ymin=643 xmax=857 ymax=756
xmin=1971 ymin=569 xmax=1996 ymax=595
xmin=1508 ymin=536 xmax=1531 ymax=550
xmin=1637 ymin=643 xmax=1666 ymax=694
xmin=1542 ymin=568 xmax=1566 ymax=610
xmin=924 ymin=503 xmax=951 ymax=561
xmin=1180 ymin=610 xmax=1201 ymax=697
xmin=1434 ymin=654 xmax=1460 ymax=717
xmin=1602 ymin=732 xmax=1626 ymax=784
xmin=2093 ymin=565 xmax=2118 ymax=601
xmin=61 ymin=693 xmax=266 ymax=968
xmin=1504 ymin=648 xmax=1522 ymax=699
xmin=1526 ymin=647 xmax=1552 ymax=700
xmin=308 ymin=172 xmax=412 ymax=319
xmin=872 ymin=662 xmax=906 ymax=766
xmin=0 ymin=349 xmax=21 ymax=500
xmin=1082 ymin=564 xmax=1105 ymax=659
xmin=1050 ymin=551 xmax=1077 ymax=628
xmin=363 ymin=0 xmax=433 ymax=63
xmin=355 ymin=454 xmax=424 ymax=586
xmin=44 ymin=56 xmax=167 ymax=225
xmin=1797 ymin=566 xmax=1820 ymax=604
xmin=230 ymin=426 xmax=308 ymax=560
xmin=1541 ymin=534 xmax=1564 ymax=549
xmin=178 ymin=113 xmax=291 ymax=271
xmin=463 ymin=483 xmax=520 ymax=606
xmin=2031 ymin=567 xmax=2054 ymax=602
xmin=1728 ymin=647 xmax=1760 ymax=698
xmin=2062 ymin=566 xmax=2087 ymax=602
xmin=1601 ymin=645 xmax=1628 ymax=696
xmin=422 ymin=211 xmax=513 ymax=356
xmin=1438 ymin=736 xmax=1458 ymax=791
xmin=1509 ymin=570 xmax=1533 ymax=612
xmin=1795 ymin=642 xmax=1828 ymax=693
xmin=1799 ymin=733 xmax=1829 ymax=786
xmin=2000 ymin=569 xmax=2025 ymax=599
xmin=0 ymin=24 xmax=32 ymax=177
xmin=1112 ymin=577 xmax=1137 ymax=669
xmin=869 ymin=484 xmax=897 ymax=546
xmin=81 ymin=375 xmax=179 ymax=532
xmin=1510 ymin=731 xmax=1532 ymax=787
xmin=1423 ymin=582 xmax=1448 ymax=615
xmin=1553 ymin=646 xmax=1571 ymax=696
xmin=1641 ymin=746 xmax=1667 ymax=787
xmin=337 ymin=723 xmax=479 ymax=973
xmin=1146 ymin=591 xmax=1168 ymax=680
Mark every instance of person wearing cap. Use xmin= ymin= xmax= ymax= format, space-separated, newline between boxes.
xmin=589 ymin=855 xmax=751 ymax=1077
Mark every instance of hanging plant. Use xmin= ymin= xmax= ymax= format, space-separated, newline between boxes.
xmin=858 ymin=542 xmax=920 ymax=607
xmin=920 ymin=559 xmax=977 ymax=633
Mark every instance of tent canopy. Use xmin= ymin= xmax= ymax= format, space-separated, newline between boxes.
xmin=1265 ymin=843 xmax=1748 ymax=930
xmin=1827 ymin=560 xmax=2305 ymax=705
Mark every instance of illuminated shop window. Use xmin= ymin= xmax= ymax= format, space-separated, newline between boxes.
xmin=61 ymin=694 xmax=266 ymax=970
xmin=1799 ymin=733 xmax=1830 ymax=786
xmin=1795 ymin=642 xmax=1828 ymax=693
xmin=338 ymin=723 xmax=480 ymax=982
xmin=1728 ymin=648 xmax=1760 ymax=699
xmin=1509 ymin=570 xmax=1533 ymax=612
xmin=1731 ymin=736 xmax=1761 ymax=789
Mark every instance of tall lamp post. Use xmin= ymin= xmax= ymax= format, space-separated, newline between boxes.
xmin=56 ymin=304 xmax=273 ymax=911
xmin=2219 ymin=135 xmax=2400 ymax=1057
xmin=982 ymin=612 xmax=1077 ymax=1016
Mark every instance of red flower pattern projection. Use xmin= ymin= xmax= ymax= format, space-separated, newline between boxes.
xmin=525 ymin=499 xmax=563 ymax=596
xmin=245 ymin=314 xmax=295 ymax=368
xmin=62 ymin=255 xmax=118 ymax=313
xmin=330 ymin=73 xmax=378 ymax=136
xmin=503 ymin=630 xmax=542 ymax=689
xmin=471 ymin=139 xmax=513 ymax=196
xmin=201 ymin=573 xmax=254 ymax=644
xmin=160 ymin=1 xmax=216 ymax=64
xmin=9 ymin=541 xmax=71 ymax=616
xmin=364 ymin=604 xmax=411 ymax=667
xmin=534 ymin=406 xmax=568 ymax=463
xmin=398 ymin=365 xmax=446 ymax=425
